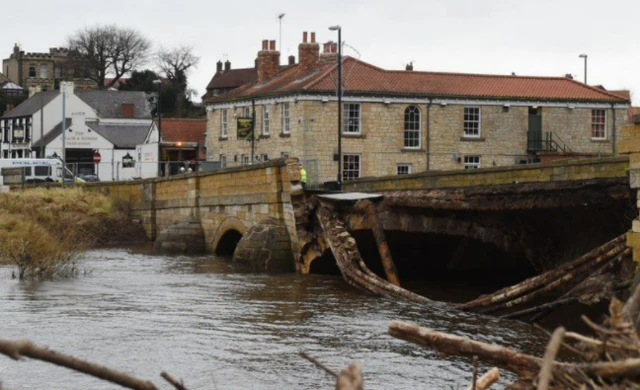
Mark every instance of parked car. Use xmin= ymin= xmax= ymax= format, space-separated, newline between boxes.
xmin=79 ymin=174 xmax=100 ymax=182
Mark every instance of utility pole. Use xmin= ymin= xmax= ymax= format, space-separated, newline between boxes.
xmin=329 ymin=25 xmax=342 ymax=190
xmin=61 ymin=82 xmax=66 ymax=188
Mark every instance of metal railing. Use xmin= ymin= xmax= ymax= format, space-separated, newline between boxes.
xmin=527 ymin=132 xmax=570 ymax=153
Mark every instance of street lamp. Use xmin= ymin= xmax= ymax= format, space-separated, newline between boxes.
xmin=329 ymin=25 xmax=342 ymax=191
xmin=579 ymin=54 xmax=588 ymax=84
xmin=153 ymin=79 xmax=162 ymax=177
xmin=277 ymin=13 xmax=285 ymax=58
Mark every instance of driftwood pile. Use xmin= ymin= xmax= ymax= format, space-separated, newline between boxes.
xmin=390 ymin=283 xmax=640 ymax=389
xmin=458 ymin=234 xmax=632 ymax=321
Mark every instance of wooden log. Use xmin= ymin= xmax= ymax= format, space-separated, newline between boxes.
xmin=335 ymin=362 xmax=363 ymax=390
xmin=481 ymin=247 xmax=629 ymax=315
xmin=501 ymin=297 xmax=581 ymax=320
xmin=536 ymin=327 xmax=565 ymax=390
xmin=623 ymin=282 xmax=640 ymax=338
xmin=388 ymin=321 xmax=543 ymax=378
xmin=465 ymin=367 xmax=500 ymax=390
xmin=458 ymin=234 xmax=626 ymax=311
xmin=0 ymin=339 xmax=159 ymax=390
xmin=361 ymin=200 xmax=401 ymax=287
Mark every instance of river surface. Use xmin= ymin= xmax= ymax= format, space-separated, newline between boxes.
xmin=0 ymin=246 xmax=549 ymax=389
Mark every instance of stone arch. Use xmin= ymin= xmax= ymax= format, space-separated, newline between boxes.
xmin=212 ymin=216 xmax=247 ymax=256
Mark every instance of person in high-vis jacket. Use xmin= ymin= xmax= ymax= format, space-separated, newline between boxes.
xmin=299 ymin=164 xmax=307 ymax=190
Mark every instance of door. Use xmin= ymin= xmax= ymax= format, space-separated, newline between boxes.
xmin=527 ymin=107 xmax=542 ymax=151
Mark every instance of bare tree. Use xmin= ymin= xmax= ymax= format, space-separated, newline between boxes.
xmin=67 ymin=24 xmax=151 ymax=89
xmin=156 ymin=45 xmax=200 ymax=90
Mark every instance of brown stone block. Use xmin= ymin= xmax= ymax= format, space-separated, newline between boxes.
xmin=626 ymin=232 xmax=640 ymax=249
xmin=619 ymin=138 xmax=640 ymax=154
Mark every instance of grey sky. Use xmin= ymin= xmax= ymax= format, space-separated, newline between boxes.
xmin=2 ymin=0 xmax=639 ymax=104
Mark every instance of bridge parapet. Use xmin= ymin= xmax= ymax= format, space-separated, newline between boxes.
xmin=620 ymin=117 xmax=640 ymax=267
xmin=343 ymin=157 xmax=629 ymax=193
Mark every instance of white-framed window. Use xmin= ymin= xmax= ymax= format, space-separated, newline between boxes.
xmin=262 ymin=154 xmax=269 ymax=161
xmin=591 ymin=109 xmax=606 ymax=139
xmin=243 ymin=106 xmax=251 ymax=117
xmin=40 ymin=65 xmax=48 ymax=79
xmin=463 ymin=107 xmax=481 ymax=137
xmin=221 ymin=109 xmax=228 ymax=138
xmin=343 ymin=153 xmax=361 ymax=180
xmin=282 ymin=103 xmax=290 ymax=134
xmin=242 ymin=154 xmax=250 ymax=165
xmin=281 ymin=152 xmax=290 ymax=159
xmin=404 ymin=106 xmax=421 ymax=148
xmin=343 ymin=103 xmax=361 ymax=134
xmin=220 ymin=154 xmax=226 ymax=168
xmin=397 ymin=164 xmax=412 ymax=175
xmin=262 ymin=105 xmax=270 ymax=136
xmin=464 ymin=156 xmax=481 ymax=169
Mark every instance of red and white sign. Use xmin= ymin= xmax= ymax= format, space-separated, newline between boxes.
xmin=93 ymin=151 xmax=102 ymax=164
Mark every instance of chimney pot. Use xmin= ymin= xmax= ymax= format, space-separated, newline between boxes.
xmin=310 ymin=32 xmax=316 ymax=43
xmin=262 ymin=40 xmax=269 ymax=50
xmin=224 ymin=60 xmax=231 ymax=71
xmin=216 ymin=60 xmax=223 ymax=73
xmin=303 ymin=31 xmax=308 ymax=43
xmin=288 ymin=55 xmax=295 ymax=65
xmin=269 ymin=40 xmax=276 ymax=51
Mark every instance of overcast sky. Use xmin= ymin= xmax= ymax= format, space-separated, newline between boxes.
xmin=2 ymin=0 xmax=639 ymax=104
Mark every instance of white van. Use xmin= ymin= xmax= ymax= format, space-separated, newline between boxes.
xmin=0 ymin=158 xmax=82 ymax=186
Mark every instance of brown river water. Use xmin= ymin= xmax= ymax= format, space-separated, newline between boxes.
xmin=0 ymin=246 xmax=549 ymax=389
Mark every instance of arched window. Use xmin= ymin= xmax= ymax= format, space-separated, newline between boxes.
xmin=404 ymin=106 xmax=421 ymax=148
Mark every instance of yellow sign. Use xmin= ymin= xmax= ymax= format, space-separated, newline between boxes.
xmin=237 ymin=117 xmax=253 ymax=140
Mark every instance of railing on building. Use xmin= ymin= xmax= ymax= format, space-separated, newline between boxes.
xmin=527 ymin=132 xmax=571 ymax=153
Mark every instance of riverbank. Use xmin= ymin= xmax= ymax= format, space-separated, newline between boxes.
xmin=0 ymin=187 xmax=147 ymax=279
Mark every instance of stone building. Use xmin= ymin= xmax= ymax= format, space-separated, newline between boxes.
xmin=2 ymin=44 xmax=95 ymax=93
xmin=204 ymin=32 xmax=630 ymax=185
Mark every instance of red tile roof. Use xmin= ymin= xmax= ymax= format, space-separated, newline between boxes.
xmin=628 ymin=107 xmax=640 ymax=122
xmin=205 ymin=57 xmax=628 ymax=104
xmin=609 ymin=90 xmax=631 ymax=100
xmin=158 ymin=118 xmax=207 ymax=159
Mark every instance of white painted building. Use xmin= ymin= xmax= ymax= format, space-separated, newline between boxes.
xmin=1 ymin=82 xmax=158 ymax=181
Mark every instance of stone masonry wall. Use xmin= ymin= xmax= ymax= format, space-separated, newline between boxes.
xmin=619 ymin=118 xmax=640 ymax=267
xmin=343 ymin=156 xmax=629 ymax=192
xmin=207 ymin=100 xmax=628 ymax=185
xmin=84 ymin=159 xmax=300 ymax=256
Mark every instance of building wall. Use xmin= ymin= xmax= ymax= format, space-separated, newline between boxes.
xmin=207 ymin=98 xmax=629 ymax=184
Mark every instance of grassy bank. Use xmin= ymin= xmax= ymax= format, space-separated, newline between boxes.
xmin=0 ymin=187 xmax=146 ymax=280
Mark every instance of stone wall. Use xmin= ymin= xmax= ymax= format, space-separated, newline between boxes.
xmin=207 ymin=100 xmax=628 ymax=184
xmin=619 ymin=118 xmax=640 ymax=267
xmin=84 ymin=159 xmax=301 ymax=260
xmin=343 ymin=156 xmax=629 ymax=192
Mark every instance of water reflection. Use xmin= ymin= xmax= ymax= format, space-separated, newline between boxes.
xmin=0 ymin=246 xmax=548 ymax=390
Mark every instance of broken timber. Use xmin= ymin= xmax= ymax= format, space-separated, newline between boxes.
xmin=314 ymin=200 xmax=430 ymax=303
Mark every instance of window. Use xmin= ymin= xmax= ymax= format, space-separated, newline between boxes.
xmin=463 ymin=107 xmax=481 ymax=137
xmin=343 ymin=103 xmax=361 ymax=134
xmin=282 ymin=103 xmax=290 ymax=134
xmin=28 ymin=66 xmax=36 ymax=78
xmin=262 ymin=105 xmax=270 ymax=135
xmin=243 ymin=107 xmax=251 ymax=117
xmin=464 ymin=156 xmax=481 ymax=169
xmin=122 ymin=153 xmax=135 ymax=168
xmin=40 ymin=65 xmax=48 ymax=79
xmin=34 ymin=166 xmax=51 ymax=177
xmin=591 ymin=109 xmax=606 ymax=139
xmin=343 ymin=154 xmax=361 ymax=180
xmin=281 ymin=152 xmax=290 ymax=159
xmin=404 ymin=106 xmax=421 ymax=148
xmin=23 ymin=167 xmax=32 ymax=176
xmin=242 ymin=154 xmax=250 ymax=165
xmin=221 ymin=109 xmax=228 ymax=138
xmin=220 ymin=154 xmax=227 ymax=168
xmin=397 ymin=164 xmax=412 ymax=175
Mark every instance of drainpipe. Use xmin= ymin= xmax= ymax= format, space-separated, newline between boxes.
xmin=611 ymin=103 xmax=617 ymax=156
xmin=426 ymin=98 xmax=432 ymax=171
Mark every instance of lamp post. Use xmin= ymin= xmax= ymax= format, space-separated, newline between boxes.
xmin=153 ymin=79 xmax=162 ymax=177
xmin=579 ymin=54 xmax=588 ymax=84
xmin=329 ymin=25 xmax=342 ymax=191
xmin=278 ymin=13 xmax=285 ymax=60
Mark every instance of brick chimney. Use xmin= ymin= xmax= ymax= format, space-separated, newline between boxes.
xmin=216 ymin=60 xmax=223 ymax=73
xmin=320 ymin=41 xmax=338 ymax=61
xmin=298 ymin=31 xmax=320 ymax=73
xmin=224 ymin=60 xmax=231 ymax=72
xmin=257 ymin=39 xmax=280 ymax=83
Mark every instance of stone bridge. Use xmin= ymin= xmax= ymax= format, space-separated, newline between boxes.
xmin=85 ymin=154 xmax=635 ymax=285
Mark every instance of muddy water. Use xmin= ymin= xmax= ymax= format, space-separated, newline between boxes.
xmin=0 ymin=246 xmax=548 ymax=389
